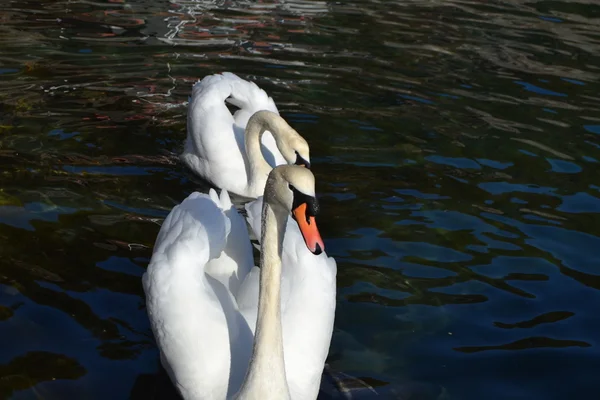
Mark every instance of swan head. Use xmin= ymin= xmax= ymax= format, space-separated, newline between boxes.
xmin=283 ymin=136 xmax=311 ymax=169
xmin=265 ymin=165 xmax=324 ymax=255
xmin=256 ymin=110 xmax=311 ymax=168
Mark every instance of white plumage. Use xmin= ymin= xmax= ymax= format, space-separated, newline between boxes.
xmin=181 ymin=72 xmax=287 ymax=198
xmin=143 ymin=169 xmax=336 ymax=399
xmin=145 ymin=73 xmax=335 ymax=399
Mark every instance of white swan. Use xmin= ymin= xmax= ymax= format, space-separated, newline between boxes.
xmin=143 ymin=165 xmax=336 ymax=400
xmin=237 ymin=194 xmax=337 ymax=400
xmin=182 ymin=72 xmax=311 ymax=199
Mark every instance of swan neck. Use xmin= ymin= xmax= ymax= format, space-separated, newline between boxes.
xmin=236 ymin=201 xmax=290 ymax=399
xmin=245 ymin=112 xmax=278 ymax=195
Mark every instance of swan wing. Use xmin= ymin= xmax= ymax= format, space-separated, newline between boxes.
xmin=279 ymin=213 xmax=337 ymax=400
xmin=243 ymin=196 xmax=264 ymax=241
xmin=222 ymin=72 xmax=286 ymax=167
xmin=143 ymin=190 xmax=253 ymax=399
xmin=205 ymin=188 xmax=255 ymax=297
xmin=182 ymin=74 xmax=249 ymax=196
xmin=236 ymin=265 xmax=261 ymax=329
xmin=221 ymin=72 xmax=279 ymax=124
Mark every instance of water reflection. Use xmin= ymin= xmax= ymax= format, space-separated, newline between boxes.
xmin=455 ymin=336 xmax=591 ymax=353
xmin=0 ymin=351 xmax=85 ymax=399
xmin=1 ymin=0 xmax=600 ymax=399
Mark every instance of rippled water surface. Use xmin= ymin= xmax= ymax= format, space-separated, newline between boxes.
xmin=2 ymin=0 xmax=600 ymax=399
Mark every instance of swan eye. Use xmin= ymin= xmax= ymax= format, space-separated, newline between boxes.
xmin=289 ymin=184 xmax=319 ymax=218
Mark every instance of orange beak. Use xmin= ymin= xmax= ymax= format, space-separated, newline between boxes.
xmin=292 ymin=203 xmax=324 ymax=255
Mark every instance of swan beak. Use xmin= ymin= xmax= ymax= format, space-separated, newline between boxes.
xmin=292 ymin=203 xmax=324 ymax=255
xmin=295 ymin=154 xmax=311 ymax=169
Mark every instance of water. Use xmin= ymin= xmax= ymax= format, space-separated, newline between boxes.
xmin=1 ymin=0 xmax=600 ymax=398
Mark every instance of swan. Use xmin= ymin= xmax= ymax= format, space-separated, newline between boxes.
xmin=237 ymin=193 xmax=337 ymax=400
xmin=143 ymin=165 xmax=336 ymax=400
xmin=182 ymin=72 xmax=311 ymax=199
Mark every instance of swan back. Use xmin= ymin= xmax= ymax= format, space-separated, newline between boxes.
xmin=143 ymin=191 xmax=253 ymax=399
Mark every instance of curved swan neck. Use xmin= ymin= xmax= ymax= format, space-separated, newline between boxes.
xmin=235 ymin=200 xmax=290 ymax=400
xmin=244 ymin=111 xmax=284 ymax=196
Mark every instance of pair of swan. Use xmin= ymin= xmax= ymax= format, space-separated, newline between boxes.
xmin=143 ymin=73 xmax=337 ymax=399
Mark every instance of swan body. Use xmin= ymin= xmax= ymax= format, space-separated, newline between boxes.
xmin=142 ymin=189 xmax=253 ymax=400
xmin=143 ymin=166 xmax=336 ymax=400
xmin=182 ymin=72 xmax=310 ymax=199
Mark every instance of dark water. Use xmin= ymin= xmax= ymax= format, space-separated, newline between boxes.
xmin=1 ymin=0 xmax=600 ymax=399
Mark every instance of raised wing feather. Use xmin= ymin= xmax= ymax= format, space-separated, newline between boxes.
xmin=143 ymin=191 xmax=253 ymax=399
xmin=182 ymin=72 xmax=286 ymax=197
